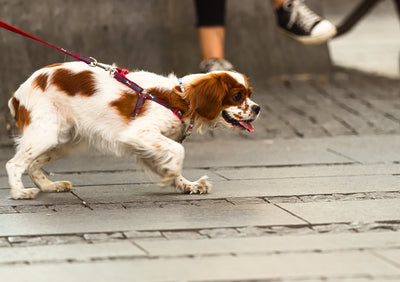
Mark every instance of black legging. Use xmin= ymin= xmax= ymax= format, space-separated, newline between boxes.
xmin=195 ymin=0 xmax=226 ymax=27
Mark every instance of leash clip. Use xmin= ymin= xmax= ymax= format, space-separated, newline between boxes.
xmin=89 ymin=57 xmax=117 ymax=76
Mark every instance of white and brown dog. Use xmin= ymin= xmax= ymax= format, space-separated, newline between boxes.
xmin=6 ymin=62 xmax=260 ymax=199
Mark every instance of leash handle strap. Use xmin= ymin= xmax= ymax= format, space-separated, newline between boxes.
xmin=0 ymin=20 xmax=93 ymax=65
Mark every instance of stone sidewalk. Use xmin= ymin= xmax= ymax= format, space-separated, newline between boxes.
xmin=0 ymin=71 xmax=400 ymax=281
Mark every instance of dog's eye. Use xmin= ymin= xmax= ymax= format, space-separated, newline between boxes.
xmin=233 ymin=92 xmax=242 ymax=102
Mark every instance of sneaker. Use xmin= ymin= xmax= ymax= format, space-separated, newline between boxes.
xmin=199 ymin=58 xmax=235 ymax=73
xmin=276 ymin=0 xmax=337 ymax=45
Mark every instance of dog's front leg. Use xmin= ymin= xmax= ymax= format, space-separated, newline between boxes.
xmin=122 ymin=130 xmax=211 ymax=194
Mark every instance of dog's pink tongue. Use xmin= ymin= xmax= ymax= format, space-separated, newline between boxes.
xmin=239 ymin=121 xmax=254 ymax=132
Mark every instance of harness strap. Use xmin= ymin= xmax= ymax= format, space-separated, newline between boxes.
xmin=113 ymin=69 xmax=183 ymax=119
xmin=0 ymin=20 xmax=184 ymax=120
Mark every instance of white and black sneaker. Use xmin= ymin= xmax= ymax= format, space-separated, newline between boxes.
xmin=199 ymin=58 xmax=235 ymax=73
xmin=276 ymin=0 xmax=337 ymax=45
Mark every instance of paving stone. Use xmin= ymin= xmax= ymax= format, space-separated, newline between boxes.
xmin=13 ymin=205 xmax=53 ymax=214
xmin=72 ymin=175 xmax=400 ymax=205
xmin=0 ymin=242 xmax=145 ymax=264
xmin=122 ymin=201 xmax=159 ymax=209
xmin=266 ymin=196 xmax=302 ymax=203
xmin=83 ymin=232 xmax=125 ymax=242
xmin=235 ymin=226 xmax=271 ymax=237
xmin=51 ymin=204 xmax=90 ymax=213
xmin=0 ymin=251 xmax=398 ymax=282
xmin=162 ymin=231 xmax=205 ymax=240
xmin=327 ymin=135 xmax=400 ymax=163
xmin=90 ymin=203 xmax=125 ymax=210
xmin=8 ymin=236 xmax=44 ymax=246
xmin=0 ymin=203 xmax=303 ymax=237
xmin=136 ymin=232 xmax=400 ymax=257
xmin=279 ymin=199 xmax=400 ymax=224
xmin=0 ymin=238 xmax=10 ymax=247
xmin=226 ymin=197 xmax=266 ymax=205
xmin=0 ymin=189 xmax=81 ymax=206
xmin=39 ymin=235 xmax=86 ymax=245
xmin=199 ymin=228 xmax=241 ymax=238
xmin=183 ymin=138 xmax=350 ymax=168
xmin=373 ymin=249 xmax=400 ymax=267
xmin=44 ymin=154 xmax=137 ymax=173
xmin=0 ymin=205 xmax=17 ymax=214
xmin=123 ymin=231 xmax=162 ymax=239
xmin=216 ymin=163 xmax=400 ymax=180
xmin=312 ymin=224 xmax=357 ymax=234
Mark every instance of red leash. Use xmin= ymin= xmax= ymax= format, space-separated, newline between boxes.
xmin=0 ymin=20 xmax=183 ymax=120
xmin=0 ymin=20 xmax=94 ymax=65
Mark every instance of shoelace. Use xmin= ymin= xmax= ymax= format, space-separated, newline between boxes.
xmin=284 ymin=0 xmax=321 ymax=32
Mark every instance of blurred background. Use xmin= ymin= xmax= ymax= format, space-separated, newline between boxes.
xmin=0 ymin=0 xmax=399 ymax=144
xmin=322 ymin=0 xmax=399 ymax=78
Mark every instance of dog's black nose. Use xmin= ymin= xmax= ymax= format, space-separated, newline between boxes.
xmin=252 ymin=105 xmax=260 ymax=114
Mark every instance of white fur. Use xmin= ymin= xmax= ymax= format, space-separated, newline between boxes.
xmin=6 ymin=62 xmax=259 ymax=199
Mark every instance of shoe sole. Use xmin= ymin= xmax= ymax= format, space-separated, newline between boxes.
xmin=279 ymin=26 xmax=337 ymax=45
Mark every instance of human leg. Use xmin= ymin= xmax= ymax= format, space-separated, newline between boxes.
xmin=194 ymin=0 xmax=234 ymax=72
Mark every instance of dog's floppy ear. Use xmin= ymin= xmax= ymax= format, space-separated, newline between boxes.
xmin=185 ymin=73 xmax=232 ymax=121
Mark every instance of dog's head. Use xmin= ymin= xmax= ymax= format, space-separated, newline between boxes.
xmin=184 ymin=71 xmax=260 ymax=132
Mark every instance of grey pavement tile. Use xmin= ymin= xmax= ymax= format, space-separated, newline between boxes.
xmin=0 ymin=251 xmax=398 ymax=282
xmin=136 ymin=231 xmax=400 ymax=257
xmin=72 ymin=174 xmax=400 ymax=206
xmin=83 ymin=232 xmax=125 ymax=242
xmin=123 ymin=230 xmax=162 ymax=239
xmin=0 ymin=205 xmax=17 ymax=214
xmin=0 ymin=189 xmax=81 ymax=206
xmin=0 ymin=242 xmax=145 ymax=264
xmin=0 ymin=238 xmax=10 ymax=247
xmin=183 ymin=138 xmax=350 ymax=168
xmin=374 ymin=249 xmax=400 ymax=268
xmin=162 ymin=231 xmax=205 ymax=240
xmin=279 ymin=199 xmax=400 ymax=225
xmin=0 ymin=166 xmax=220 ymax=189
xmin=0 ymin=174 xmax=34 ymax=189
xmin=0 ymin=203 xmax=303 ymax=237
xmin=216 ymin=163 xmax=400 ymax=180
xmin=327 ymin=135 xmax=400 ymax=164
xmin=44 ymin=155 xmax=136 ymax=173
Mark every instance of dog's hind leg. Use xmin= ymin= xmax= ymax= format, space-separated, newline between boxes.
xmin=28 ymin=146 xmax=72 ymax=193
xmin=6 ymin=139 xmax=59 ymax=199
xmin=6 ymin=114 xmax=63 ymax=199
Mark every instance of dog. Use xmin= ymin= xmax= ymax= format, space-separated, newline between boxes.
xmin=6 ymin=62 xmax=260 ymax=199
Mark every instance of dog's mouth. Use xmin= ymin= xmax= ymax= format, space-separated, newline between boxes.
xmin=222 ymin=111 xmax=255 ymax=132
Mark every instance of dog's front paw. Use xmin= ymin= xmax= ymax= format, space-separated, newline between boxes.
xmin=181 ymin=176 xmax=212 ymax=194
xmin=10 ymin=188 xmax=40 ymax=200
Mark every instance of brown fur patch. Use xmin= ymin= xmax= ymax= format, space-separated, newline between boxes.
xmin=147 ymin=87 xmax=189 ymax=117
xmin=110 ymin=90 xmax=139 ymax=123
xmin=33 ymin=73 xmax=49 ymax=91
xmin=10 ymin=97 xmax=31 ymax=133
xmin=52 ymin=68 xmax=97 ymax=96
xmin=43 ymin=63 xmax=63 ymax=68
